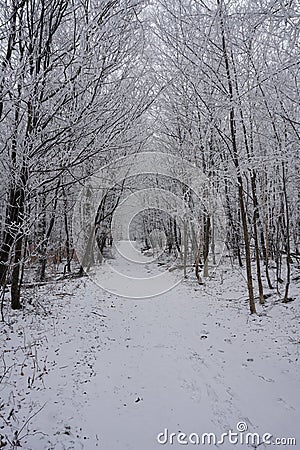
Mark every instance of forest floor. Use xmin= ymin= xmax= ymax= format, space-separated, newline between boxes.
xmin=1 ymin=245 xmax=300 ymax=450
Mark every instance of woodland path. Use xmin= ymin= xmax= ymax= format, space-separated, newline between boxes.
xmin=1 ymin=245 xmax=300 ymax=449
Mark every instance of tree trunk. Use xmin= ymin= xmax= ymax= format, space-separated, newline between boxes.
xmin=10 ymin=181 xmax=26 ymax=310
xmin=203 ymin=215 xmax=210 ymax=277
xmin=195 ymin=217 xmax=203 ymax=284
xmin=183 ymin=218 xmax=188 ymax=278
xmin=282 ymin=162 xmax=291 ymax=302
xmin=218 ymin=0 xmax=256 ymax=313
xmin=251 ymin=173 xmax=265 ymax=304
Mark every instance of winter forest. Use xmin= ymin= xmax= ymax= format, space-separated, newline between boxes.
xmin=0 ymin=0 xmax=299 ymax=449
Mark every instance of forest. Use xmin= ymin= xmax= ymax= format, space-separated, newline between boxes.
xmin=0 ymin=1 xmax=299 ymax=449
xmin=0 ymin=0 xmax=299 ymax=315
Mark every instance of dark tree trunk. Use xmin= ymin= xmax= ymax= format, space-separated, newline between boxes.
xmin=218 ymin=0 xmax=256 ymax=313
xmin=282 ymin=162 xmax=291 ymax=302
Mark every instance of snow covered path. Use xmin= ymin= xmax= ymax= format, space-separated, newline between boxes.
xmin=1 ymin=257 xmax=300 ymax=449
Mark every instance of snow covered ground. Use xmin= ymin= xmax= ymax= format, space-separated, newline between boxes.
xmin=1 ymin=245 xmax=299 ymax=449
